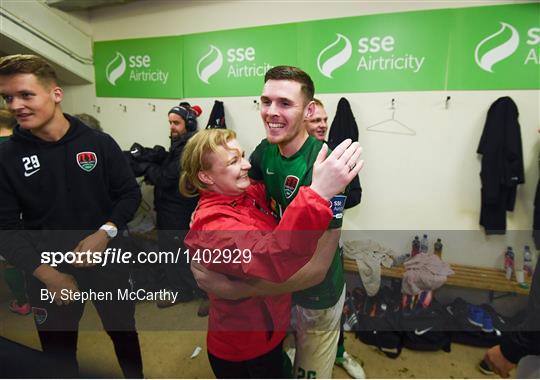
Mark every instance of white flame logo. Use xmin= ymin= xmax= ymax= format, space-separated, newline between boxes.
xmin=475 ymin=22 xmax=520 ymax=73
xmin=197 ymin=45 xmax=223 ymax=84
xmin=105 ymin=52 xmax=126 ymax=86
xmin=317 ymin=34 xmax=352 ymax=79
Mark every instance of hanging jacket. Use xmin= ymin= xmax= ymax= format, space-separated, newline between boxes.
xmin=328 ymin=97 xmax=362 ymax=208
xmin=0 ymin=114 xmax=141 ymax=273
xmin=477 ymin=97 xmax=524 ymax=234
xmin=184 ymin=184 xmax=331 ymax=361
xmin=144 ymin=131 xmax=198 ymax=229
xmin=206 ymin=100 xmax=227 ymax=129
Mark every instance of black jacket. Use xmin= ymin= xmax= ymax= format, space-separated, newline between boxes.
xmin=206 ymin=100 xmax=227 ymax=129
xmin=500 ymin=260 xmax=540 ymax=363
xmin=477 ymin=97 xmax=524 ymax=233
xmin=144 ymin=131 xmax=198 ymax=229
xmin=0 ymin=114 xmax=141 ymax=273
xmin=328 ymin=97 xmax=362 ymax=209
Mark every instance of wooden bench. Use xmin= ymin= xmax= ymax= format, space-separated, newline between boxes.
xmin=343 ymin=258 xmax=531 ymax=298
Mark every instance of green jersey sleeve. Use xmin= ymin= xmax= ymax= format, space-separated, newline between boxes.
xmin=248 ymin=138 xmax=268 ymax=181
xmin=320 ymin=144 xmax=348 ymax=229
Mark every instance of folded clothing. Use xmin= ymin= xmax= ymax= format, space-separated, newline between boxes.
xmin=344 ymin=240 xmax=397 ymax=296
xmin=402 ymin=253 xmax=454 ymax=295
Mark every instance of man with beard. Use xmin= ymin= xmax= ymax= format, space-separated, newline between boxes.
xmin=138 ymin=103 xmax=207 ymax=314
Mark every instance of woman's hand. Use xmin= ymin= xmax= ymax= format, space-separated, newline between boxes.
xmin=310 ymin=139 xmax=363 ymax=200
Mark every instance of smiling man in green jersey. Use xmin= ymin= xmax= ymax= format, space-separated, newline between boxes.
xmin=252 ymin=66 xmax=348 ymax=379
xmin=190 ymin=66 xmax=362 ymax=378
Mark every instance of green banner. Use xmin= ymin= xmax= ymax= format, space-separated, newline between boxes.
xmin=94 ymin=36 xmax=183 ymax=98
xmin=447 ymin=3 xmax=539 ymax=90
xmin=93 ymin=3 xmax=539 ymax=98
xmin=297 ymin=9 xmax=452 ymax=93
xmin=182 ymin=24 xmax=298 ymax=97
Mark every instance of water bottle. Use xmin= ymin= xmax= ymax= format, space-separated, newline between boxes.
xmin=411 ymin=236 xmax=420 ymax=257
xmin=504 ymin=246 xmax=514 ymax=280
xmin=434 ymin=238 xmax=443 ymax=258
xmin=420 ymin=234 xmax=429 ymax=254
xmin=523 ymin=245 xmax=533 ymax=280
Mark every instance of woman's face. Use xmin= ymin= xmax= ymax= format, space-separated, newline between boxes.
xmin=200 ymin=139 xmax=252 ymax=196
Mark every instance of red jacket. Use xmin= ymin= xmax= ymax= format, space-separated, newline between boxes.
xmin=185 ymin=184 xmax=332 ymax=361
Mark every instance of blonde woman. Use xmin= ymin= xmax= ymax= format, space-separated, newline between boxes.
xmin=182 ymin=129 xmax=362 ymax=378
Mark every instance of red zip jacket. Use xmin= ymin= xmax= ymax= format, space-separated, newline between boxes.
xmin=185 ymin=183 xmax=332 ymax=361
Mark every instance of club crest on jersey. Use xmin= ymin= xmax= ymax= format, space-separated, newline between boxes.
xmin=284 ymin=175 xmax=300 ymax=199
xmin=32 ymin=307 xmax=47 ymax=325
xmin=76 ymin=152 xmax=97 ymax=172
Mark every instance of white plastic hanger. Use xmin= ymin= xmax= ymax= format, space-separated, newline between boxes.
xmin=366 ymin=99 xmax=416 ymax=136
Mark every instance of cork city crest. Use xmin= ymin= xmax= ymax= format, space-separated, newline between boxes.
xmin=32 ymin=307 xmax=48 ymax=325
xmin=284 ymin=175 xmax=300 ymax=199
xmin=76 ymin=152 xmax=97 ymax=172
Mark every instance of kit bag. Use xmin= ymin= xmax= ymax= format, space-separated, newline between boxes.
xmin=354 ymin=286 xmax=403 ymax=358
xmin=445 ymin=297 xmax=520 ymax=347
xmin=400 ymin=300 xmax=452 ymax=352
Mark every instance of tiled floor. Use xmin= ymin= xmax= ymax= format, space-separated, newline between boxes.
xmin=0 ymin=297 xmax=508 ymax=378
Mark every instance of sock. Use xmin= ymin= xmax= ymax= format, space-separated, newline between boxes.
xmin=4 ymin=267 xmax=28 ymax=305
xmin=283 ymin=349 xmax=293 ymax=377
xmin=335 ymin=344 xmax=345 ymax=363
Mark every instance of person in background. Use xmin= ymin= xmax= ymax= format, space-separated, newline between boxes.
xmin=483 ymin=126 xmax=540 ymax=379
xmin=0 ymin=108 xmax=31 ymax=316
xmin=304 ymin=98 xmax=329 ymax=142
xmin=0 ymin=54 xmax=143 ymax=378
xmin=74 ymin=113 xmax=103 ymax=132
xmin=484 ymin=259 xmax=540 ymax=378
xmin=305 ymin=98 xmax=365 ymax=379
xmin=133 ymin=102 xmax=207 ymax=315
xmin=182 ymin=129 xmax=362 ymax=378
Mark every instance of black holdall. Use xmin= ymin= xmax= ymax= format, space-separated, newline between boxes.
xmin=445 ymin=297 xmax=521 ymax=348
xmin=355 ymin=310 xmax=403 ymax=358
xmin=353 ymin=287 xmax=453 ymax=357
xmin=353 ymin=286 xmax=404 ymax=358
xmin=400 ymin=300 xmax=452 ymax=352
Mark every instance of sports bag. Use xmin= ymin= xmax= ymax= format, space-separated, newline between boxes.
xmin=400 ymin=300 xmax=452 ymax=352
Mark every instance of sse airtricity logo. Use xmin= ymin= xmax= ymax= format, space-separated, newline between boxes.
xmin=197 ymin=45 xmax=224 ymax=84
xmin=317 ymin=34 xmax=352 ymax=78
xmin=105 ymin=52 xmax=126 ymax=86
xmin=475 ymin=22 xmax=520 ymax=73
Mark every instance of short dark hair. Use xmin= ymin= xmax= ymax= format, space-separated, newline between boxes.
xmin=0 ymin=54 xmax=58 ymax=87
xmin=313 ymin=98 xmax=324 ymax=107
xmin=264 ymin=66 xmax=314 ymax=103
xmin=74 ymin=113 xmax=102 ymax=132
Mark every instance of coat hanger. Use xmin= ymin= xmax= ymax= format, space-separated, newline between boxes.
xmin=366 ymin=98 xmax=416 ymax=136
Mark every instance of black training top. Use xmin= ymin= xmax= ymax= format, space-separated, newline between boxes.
xmin=0 ymin=113 xmax=141 ymax=273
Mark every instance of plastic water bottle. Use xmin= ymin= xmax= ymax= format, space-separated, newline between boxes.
xmin=504 ymin=247 xmax=514 ymax=280
xmin=434 ymin=238 xmax=443 ymax=258
xmin=420 ymin=234 xmax=429 ymax=254
xmin=523 ymin=245 xmax=533 ymax=280
xmin=411 ymin=236 xmax=420 ymax=257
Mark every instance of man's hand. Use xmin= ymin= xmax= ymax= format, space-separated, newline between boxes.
xmin=33 ymin=264 xmax=79 ymax=306
xmin=484 ymin=345 xmax=515 ymax=378
xmin=72 ymin=229 xmax=110 ymax=267
xmin=191 ymin=261 xmax=251 ymax=300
